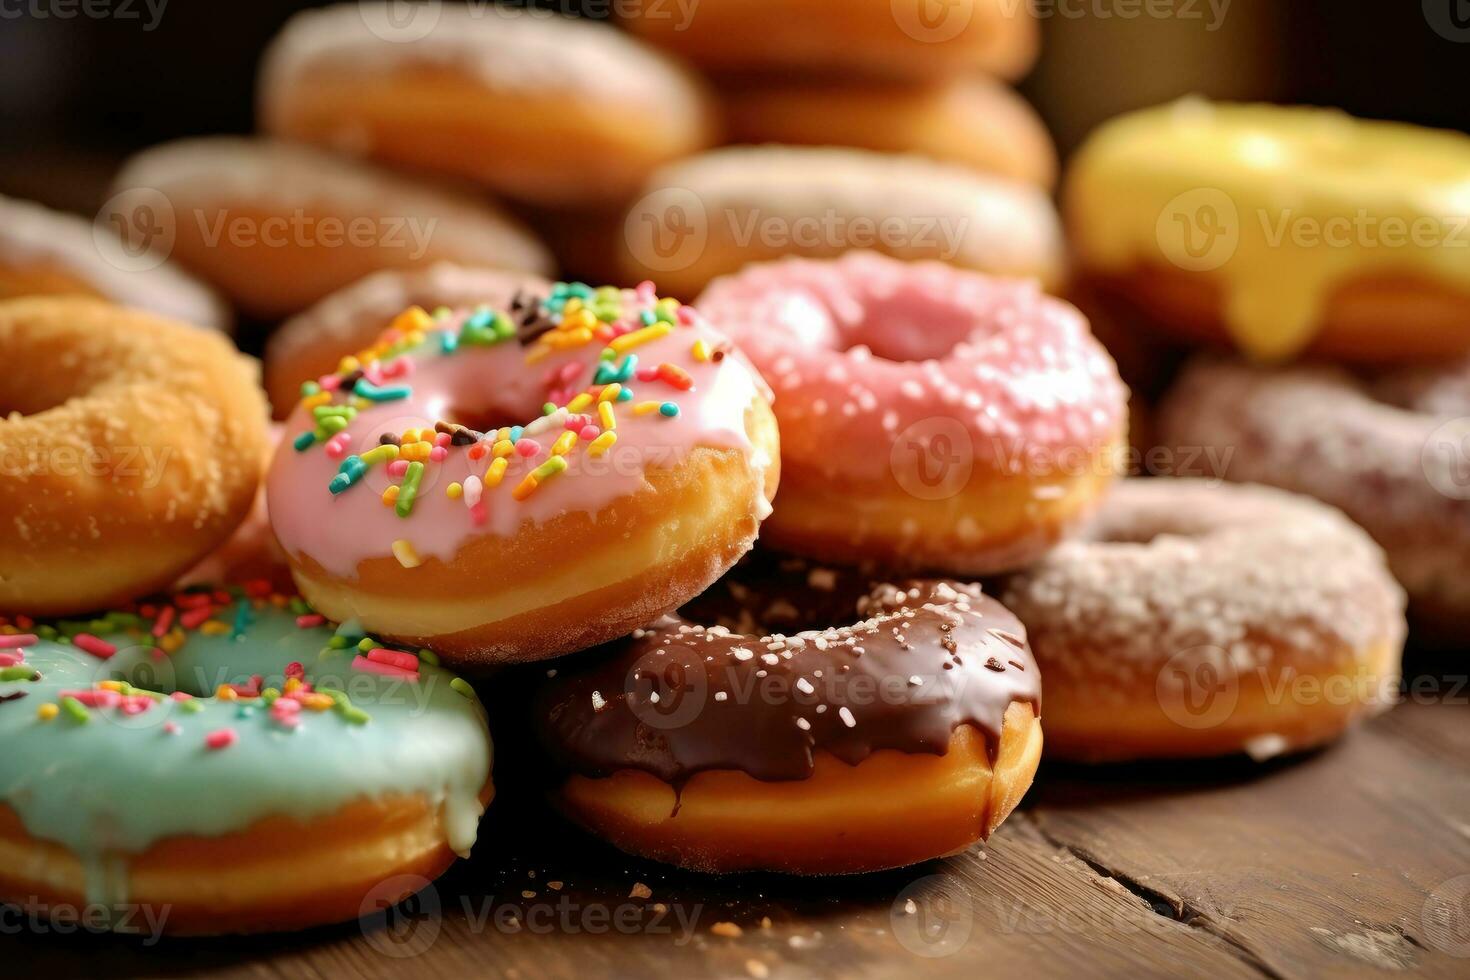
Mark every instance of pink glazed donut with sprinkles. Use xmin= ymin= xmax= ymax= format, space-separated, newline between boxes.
xmin=696 ymin=252 xmax=1128 ymax=573
xmin=267 ymin=282 xmax=780 ymax=667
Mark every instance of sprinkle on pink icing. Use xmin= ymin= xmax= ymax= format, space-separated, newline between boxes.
xmin=696 ymin=252 xmax=1127 ymax=482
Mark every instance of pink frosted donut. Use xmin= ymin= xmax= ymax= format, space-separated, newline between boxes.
xmin=267 ymin=282 xmax=780 ymax=667
xmin=696 ymin=252 xmax=1128 ymax=573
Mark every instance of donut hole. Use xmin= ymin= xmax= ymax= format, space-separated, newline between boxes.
xmin=774 ymin=286 xmax=988 ymax=363
xmin=681 ymin=554 xmax=876 ymax=635
xmin=440 ymin=404 xmax=528 ymax=437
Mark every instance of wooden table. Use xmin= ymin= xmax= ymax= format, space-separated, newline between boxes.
xmin=9 ymin=653 xmax=1468 ymax=979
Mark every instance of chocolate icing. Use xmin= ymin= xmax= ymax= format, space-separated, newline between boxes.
xmin=534 ymin=555 xmax=1040 ymax=784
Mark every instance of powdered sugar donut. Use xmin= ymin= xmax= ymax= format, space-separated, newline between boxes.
xmin=265 ymin=264 xmax=550 ymax=418
xmin=1000 ymin=479 xmax=1406 ymax=762
xmin=260 ymin=3 xmax=718 ymax=207
xmin=1159 ymin=358 xmax=1470 ymax=640
xmin=697 ymin=252 xmax=1127 ymax=574
xmin=620 ymin=146 xmax=1064 ymax=299
xmin=0 ymin=195 xmax=227 ymax=330
xmin=268 ymin=282 xmax=779 ymax=666
xmin=108 ymin=138 xmax=552 ymax=318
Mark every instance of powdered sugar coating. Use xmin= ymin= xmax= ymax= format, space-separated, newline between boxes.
xmin=1000 ymin=479 xmax=1405 ymax=695
xmin=696 ymin=252 xmax=1127 ymax=482
xmin=260 ymin=3 xmax=708 ymax=124
xmin=0 ymin=195 xmax=228 ymax=330
xmin=111 ymin=138 xmax=553 ymax=276
xmin=643 ymin=146 xmax=1064 ymax=281
xmin=1160 ymin=358 xmax=1470 ymax=625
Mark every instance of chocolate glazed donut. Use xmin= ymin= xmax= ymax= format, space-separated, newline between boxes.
xmin=533 ymin=565 xmax=1043 ymax=874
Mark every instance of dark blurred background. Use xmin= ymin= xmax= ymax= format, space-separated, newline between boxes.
xmin=3 ymin=0 xmax=1468 ymax=210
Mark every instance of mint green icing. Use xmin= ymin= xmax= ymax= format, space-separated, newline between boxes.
xmin=0 ymin=594 xmax=492 ymax=908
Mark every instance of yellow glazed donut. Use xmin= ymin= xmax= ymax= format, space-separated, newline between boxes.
xmin=622 ymin=0 xmax=1039 ymax=82
xmin=620 ymin=146 xmax=1065 ymax=300
xmin=0 ymin=298 xmax=268 ymax=615
xmin=260 ymin=3 xmax=719 ymax=208
xmin=1000 ymin=479 xmax=1406 ymax=763
xmin=108 ymin=138 xmax=553 ymax=319
xmin=1066 ymin=99 xmax=1470 ymax=362
xmin=267 ymin=283 xmax=779 ymax=666
xmin=265 ymin=264 xmax=550 ymax=418
xmin=722 ymin=76 xmax=1057 ymax=188
xmin=0 ymin=194 xmax=228 ymax=330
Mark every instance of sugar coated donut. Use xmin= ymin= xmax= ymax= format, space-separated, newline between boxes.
xmin=268 ymin=282 xmax=779 ymax=666
xmin=722 ymin=76 xmax=1057 ymax=188
xmin=1000 ymin=479 xmax=1406 ymax=763
xmin=0 ymin=585 xmax=492 ymax=935
xmin=260 ymin=4 xmax=718 ymax=207
xmin=621 ymin=146 xmax=1065 ymax=299
xmin=1066 ymin=99 xmax=1470 ymax=362
xmin=0 ymin=194 xmax=228 ymax=330
xmin=622 ymin=0 xmax=1038 ymax=82
xmin=108 ymin=138 xmax=553 ymax=318
xmin=534 ymin=570 xmax=1041 ymax=874
xmin=0 ymin=298 xmax=268 ymax=616
xmin=265 ymin=263 xmax=550 ymax=418
xmin=697 ymin=253 xmax=1127 ymax=574
xmin=1160 ymin=358 xmax=1470 ymax=641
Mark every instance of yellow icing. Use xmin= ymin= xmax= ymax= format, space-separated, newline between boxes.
xmin=1067 ymin=99 xmax=1470 ymax=359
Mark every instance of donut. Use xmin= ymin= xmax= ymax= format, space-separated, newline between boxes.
xmin=621 ymin=0 xmax=1039 ymax=82
xmin=696 ymin=252 xmax=1128 ymax=574
xmin=0 ymin=298 xmax=268 ymax=616
xmin=620 ymin=146 xmax=1065 ymax=299
xmin=533 ymin=568 xmax=1041 ymax=874
xmin=1066 ymin=99 xmax=1470 ymax=362
xmin=0 ymin=194 xmax=228 ymax=330
xmin=999 ymin=479 xmax=1406 ymax=763
xmin=177 ymin=426 xmax=292 ymax=594
xmin=108 ymin=138 xmax=553 ymax=318
xmin=0 ymin=585 xmax=492 ymax=935
xmin=1159 ymin=358 xmax=1470 ymax=641
xmin=259 ymin=3 xmax=718 ymax=208
xmin=267 ymin=282 xmax=780 ymax=666
xmin=265 ymin=263 xmax=550 ymax=419
xmin=721 ymin=76 xmax=1057 ymax=188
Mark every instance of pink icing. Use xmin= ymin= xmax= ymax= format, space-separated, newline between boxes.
xmin=696 ymin=252 xmax=1126 ymax=482
xmin=268 ymin=291 xmax=769 ymax=579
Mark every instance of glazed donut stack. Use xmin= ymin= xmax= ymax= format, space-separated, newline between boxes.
xmin=1064 ymin=98 xmax=1470 ymax=644
xmin=619 ymin=0 xmax=1063 ymax=296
